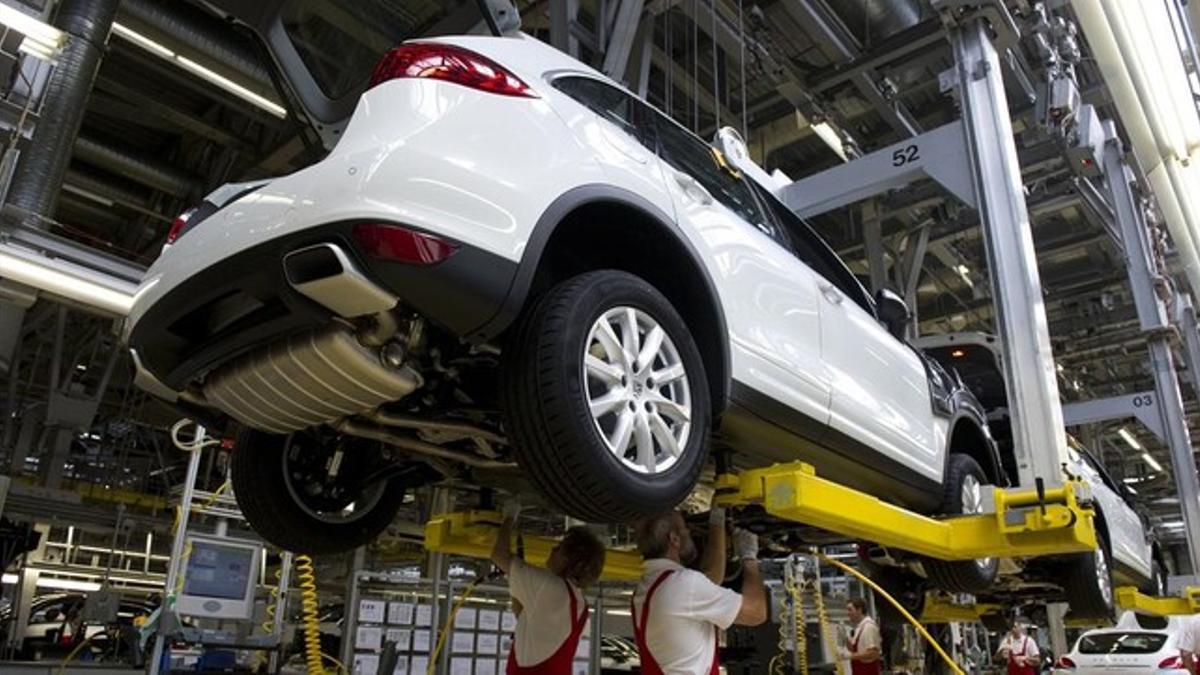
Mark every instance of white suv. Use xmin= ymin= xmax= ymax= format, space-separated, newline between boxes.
xmin=124 ymin=34 xmax=1002 ymax=588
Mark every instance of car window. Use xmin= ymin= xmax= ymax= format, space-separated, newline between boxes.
xmin=755 ymin=185 xmax=875 ymax=313
xmin=1078 ymin=632 xmax=1167 ymax=654
xmin=551 ymin=76 xmax=655 ymax=151
xmin=650 ymin=113 xmax=782 ymax=242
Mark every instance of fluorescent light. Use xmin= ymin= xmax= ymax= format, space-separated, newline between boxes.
xmin=955 ymin=264 xmax=974 ymax=287
xmin=1143 ymin=452 xmax=1164 ymax=472
xmin=0 ymin=574 xmax=102 ymax=592
xmin=0 ymin=4 xmax=64 ymax=61
xmin=1118 ymin=427 xmax=1143 ymax=451
xmin=1056 ymin=363 xmax=1064 ymax=373
xmin=0 ymin=243 xmax=136 ymax=316
xmin=111 ymin=23 xmax=286 ymax=118
xmin=1123 ymin=476 xmax=1147 ymax=483
xmin=1125 ymin=485 xmax=1138 ymax=495
xmin=812 ymin=122 xmax=848 ymax=162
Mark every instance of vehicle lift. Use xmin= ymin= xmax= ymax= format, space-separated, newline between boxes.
xmin=421 ymin=0 xmax=1200 ymax=646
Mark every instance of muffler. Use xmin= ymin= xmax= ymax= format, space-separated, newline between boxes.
xmin=283 ymin=243 xmax=396 ymax=317
xmin=203 ymin=325 xmax=423 ymax=434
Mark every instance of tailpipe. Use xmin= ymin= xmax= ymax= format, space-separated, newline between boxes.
xmin=284 ymin=243 xmax=396 ymax=318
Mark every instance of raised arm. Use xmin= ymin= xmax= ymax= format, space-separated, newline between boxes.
xmin=490 ymin=516 xmax=515 ymax=574
xmin=700 ymin=507 xmax=728 ymax=584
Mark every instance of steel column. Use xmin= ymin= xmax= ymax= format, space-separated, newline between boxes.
xmin=1102 ymin=123 xmax=1200 ymax=574
xmin=147 ymin=432 xmax=204 ymax=675
xmin=950 ymin=17 xmax=1067 ymax=486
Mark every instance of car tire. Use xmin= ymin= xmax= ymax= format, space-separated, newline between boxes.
xmin=1061 ymin=537 xmax=1115 ymax=619
xmin=501 ymin=270 xmax=711 ymax=522
xmin=1140 ymin=556 xmax=1169 ymax=596
xmin=923 ymin=454 xmax=999 ymax=593
xmin=230 ymin=428 xmax=407 ymax=554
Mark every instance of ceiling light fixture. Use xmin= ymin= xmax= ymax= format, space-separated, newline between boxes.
xmin=0 ymin=4 xmax=65 ymax=61
xmin=1142 ymin=452 xmax=1164 ymax=472
xmin=111 ymin=23 xmax=286 ymax=118
xmin=1117 ymin=426 xmax=1143 ymax=451
xmin=0 ymin=243 xmax=135 ymax=316
xmin=811 ymin=122 xmax=848 ymax=162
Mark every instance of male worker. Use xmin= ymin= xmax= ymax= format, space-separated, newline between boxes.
xmin=842 ymin=598 xmax=882 ymax=674
xmin=631 ymin=508 xmax=768 ymax=674
xmin=490 ymin=513 xmax=606 ymax=674
xmin=996 ymin=620 xmax=1039 ymax=675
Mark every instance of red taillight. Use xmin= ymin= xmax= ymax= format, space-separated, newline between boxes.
xmin=1058 ymin=656 xmax=1076 ymax=669
xmin=353 ymin=223 xmax=458 ymax=265
xmin=1159 ymin=655 xmax=1185 ymax=669
xmin=165 ymin=208 xmax=196 ymax=245
xmin=367 ymin=43 xmax=535 ymax=97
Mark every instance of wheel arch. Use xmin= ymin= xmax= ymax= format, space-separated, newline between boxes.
xmin=945 ymin=413 xmax=1007 ymax=488
xmin=476 ymin=185 xmax=731 ymax=416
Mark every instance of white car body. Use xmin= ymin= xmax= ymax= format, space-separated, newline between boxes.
xmin=124 ymin=34 xmax=998 ymax=531
xmin=917 ymin=332 xmax=1159 ymax=587
xmin=1057 ymin=612 xmax=1186 ymax=673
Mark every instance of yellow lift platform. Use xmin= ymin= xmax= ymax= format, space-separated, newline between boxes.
xmin=424 ymin=510 xmax=645 ymax=582
xmin=918 ymin=595 xmax=1006 ymax=624
xmin=713 ymin=461 xmax=1098 ymax=560
xmin=424 ymin=460 xmax=1099 ymax=585
xmin=1115 ymin=585 xmax=1200 ymax=616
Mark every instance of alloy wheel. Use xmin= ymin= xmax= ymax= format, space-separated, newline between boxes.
xmin=582 ymin=306 xmax=692 ymax=474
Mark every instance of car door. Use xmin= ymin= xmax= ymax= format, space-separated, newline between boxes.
xmin=650 ymin=114 xmax=831 ymax=433
xmin=1074 ymin=449 xmax=1153 ymax=578
xmin=783 ymin=218 xmax=942 ymax=483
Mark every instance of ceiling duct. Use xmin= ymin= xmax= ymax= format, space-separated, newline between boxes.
xmin=72 ymin=136 xmax=201 ymax=199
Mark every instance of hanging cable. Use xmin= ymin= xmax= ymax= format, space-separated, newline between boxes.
xmin=296 ymin=554 xmax=344 ymax=675
xmin=818 ymin=553 xmax=963 ymax=675
xmin=738 ymin=0 xmax=747 ymax=139
xmin=427 ymin=571 xmax=500 ymax=675
xmin=711 ymin=0 xmax=719 ymax=128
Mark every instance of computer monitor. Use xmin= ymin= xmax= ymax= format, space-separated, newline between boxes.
xmin=176 ymin=534 xmax=261 ymax=620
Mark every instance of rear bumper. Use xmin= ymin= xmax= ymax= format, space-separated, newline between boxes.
xmin=127 ymin=222 xmax=517 ymax=390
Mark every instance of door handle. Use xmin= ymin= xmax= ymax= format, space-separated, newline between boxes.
xmin=673 ymin=170 xmax=713 ymax=205
xmin=819 ymin=283 xmax=843 ymax=304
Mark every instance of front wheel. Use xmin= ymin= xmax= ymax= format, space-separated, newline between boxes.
xmin=923 ymin=454 xmax=999 ymax=593
xmin=230 ymin=427 xmax=408 ymax=554
xmin=1061 ymin=538 xmax=1115 ymax=619
xmin=501 ymin=270 xmax=711 ymax=522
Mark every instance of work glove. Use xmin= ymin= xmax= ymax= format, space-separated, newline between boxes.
xmin=708 ymin=506 xmax=726 ymax=528
xmin=733 ymin=528 xmax=759 ymax=560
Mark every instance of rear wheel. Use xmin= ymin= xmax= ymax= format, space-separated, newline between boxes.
xmin=866 ymin=563 xmax=927 ymax=625
xmin=924 ymin=454 xmax=999 ymax=592
xmin=230 ymin=427 xmax=409 ymax=554
xmin=1061 ymin=536 xmax=1115 ymax=619
xmin=501 ymin=270 xmax=711 ymax=522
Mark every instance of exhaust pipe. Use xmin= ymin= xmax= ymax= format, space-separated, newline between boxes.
xmin=284 ymin=243 xmax=397 ymax=318
xmin=334 ymin=419 xmax=516 ymax=471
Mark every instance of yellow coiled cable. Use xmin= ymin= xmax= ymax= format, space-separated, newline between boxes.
xmin=295 ymin=554 xmax=346 ymax=675
xmin=769 ymin=559 xmax=807 ymax=675
xmin=811 ymin=567 xmax=845 ymax=675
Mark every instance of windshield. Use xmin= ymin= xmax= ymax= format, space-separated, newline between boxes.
xmin=281 ymin=0 xmax=484 ymax=99
xmin=1078 ymin=632 xmax=1168 ymax=654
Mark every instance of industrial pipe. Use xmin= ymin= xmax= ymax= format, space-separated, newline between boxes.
xmin=6 ymin=0 xmax=120 ymax=220
xmin=73 ymin=136 xmax=201 ymax=198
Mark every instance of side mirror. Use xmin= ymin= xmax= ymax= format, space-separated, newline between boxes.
xmin=876 ymin=289 xmax=909 ymax=339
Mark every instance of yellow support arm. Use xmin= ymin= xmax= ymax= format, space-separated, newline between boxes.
xmin=919 ymin=595 xmax=1005 ymax=624
xmin=1115 ymin=586 xmax=1200 ymax=616
xmin=715 ymin=461 xmax=1097 ymax=560
xmin=423 ymin=511 xmax=644 ymax=582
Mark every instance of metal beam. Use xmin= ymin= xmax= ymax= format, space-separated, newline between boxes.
xmin=1062 ymin=392 xmax=1166 ymax=441
xmin=950 ymin=14 xmax=1067 ymax=486
xmin=808 ymin=20 xmax=946 ymax=93
xmin=601 ymin=0 xmax=647 ymax=82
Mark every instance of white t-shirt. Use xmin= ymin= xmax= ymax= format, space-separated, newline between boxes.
xmin=999 ymin=634 xmax=1039 ymax=661
xmin=632 ymin=559 xmax=743 ymax=675
xmin=508 ymin=559 xmax=584 ymax=666
xmin=1178 ymin=615 xmax=1200 ymax=654
xmin=849 ymin=617 xmax=881 ymax=654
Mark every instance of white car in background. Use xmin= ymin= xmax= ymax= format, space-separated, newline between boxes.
xmin=918 ymin=333 xmax=1168 ymax=617
xmin=1056 ymin=612 xmax=1186 ymax=673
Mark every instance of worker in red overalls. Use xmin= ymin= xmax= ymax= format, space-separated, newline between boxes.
xmin=491 ymin=510 xmax=606 ymax=674
xmin=841 ymin=597 xmax=882 ymax=675
xmin=997 ymin=621 xmax=1040 ymax=675
xmin=630 ymin=508 xmax=768 ymax=674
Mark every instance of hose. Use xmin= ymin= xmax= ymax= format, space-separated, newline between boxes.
xmin=811 ymin=565 xmax=844 ymax=675
xmin=817 ymin=553 xmax=964 ymax=675
xmin=296 ymin=554 xmax=329 ymax=675
xmin=769 ymin=558 xmax=807 ymax=675
xmin=251 ymin=567 xmax=283 ymax=672
xmin=428 ymin=573 xmax=498 ymax=675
